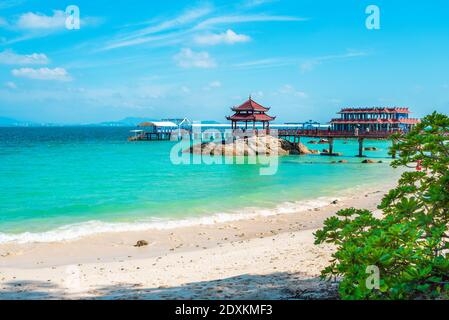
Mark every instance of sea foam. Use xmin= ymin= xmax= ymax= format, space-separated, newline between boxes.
xmin=0 ymin=197 xmax=337 ymax=244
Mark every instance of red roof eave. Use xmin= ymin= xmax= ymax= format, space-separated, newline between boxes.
xmin=330 ymin=118 xmax=420 ymax=124
xmin=338 ymin=107 xmax=411 ymax=114
xmin=232 ymin=98 xmax=270 ymax=112
xmin=227 ymin=114 xmax=276 ymax=122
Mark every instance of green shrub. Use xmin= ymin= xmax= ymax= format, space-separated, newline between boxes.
xmin=314 ymin=112 xmax=449 ymax=299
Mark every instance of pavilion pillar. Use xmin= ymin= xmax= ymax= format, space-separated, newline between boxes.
xmin=329 ymin=138 xmax=334 ymax=155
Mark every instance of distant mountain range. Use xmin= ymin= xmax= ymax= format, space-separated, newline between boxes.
xmin=0 ymin=117 xmax=221 ymax=127
xmin=92 ymin=117 xmax=159 ymax=127
xmin=0 ymin=117 xmax=38 ymax=127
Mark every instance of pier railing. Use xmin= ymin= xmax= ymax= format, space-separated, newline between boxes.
xmin=277 ymin=129 xmax=395 ymax=139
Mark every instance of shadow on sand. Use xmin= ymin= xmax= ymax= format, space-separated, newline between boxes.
xmin=0 ymin=272 xmax=339 ymax=300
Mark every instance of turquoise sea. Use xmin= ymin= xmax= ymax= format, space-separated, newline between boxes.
xmin=0 ymin=127 xmax=401 ymax=243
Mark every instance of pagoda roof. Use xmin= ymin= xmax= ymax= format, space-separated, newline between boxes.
xmin=227 ymin=113 xmax=276 ymax=122
xmin=232 ymin=97 xmax=270 ymax=112
xmin=330 ymin=118 xmax=420 ymax=124
xmin=338 ymin=107 xmax=411 ymax=114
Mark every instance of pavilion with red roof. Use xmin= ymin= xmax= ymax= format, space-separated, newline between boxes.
xmin=226 ymin=96 xmax=276 ymax=130
xmin=330 ymin=107 xmax=420 ymax=132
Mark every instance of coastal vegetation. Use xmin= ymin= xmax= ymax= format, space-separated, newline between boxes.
xmin=315 ymin=112 xmax=449 ymax=299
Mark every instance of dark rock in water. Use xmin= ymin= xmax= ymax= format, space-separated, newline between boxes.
xmin=378 ymin=160 xmax=383 ymax=163
xmin=323 ymin=149 xmax=329 ymax=153
xmin=338 ymin=160 xmax=348 ymax=163
xmin=318 ymin=139 xmax=329 ymax=144
xmin=308 ymin=140 xmax=319 ymax=144
xmin=134 ymin=240 xmax=149 ymax=247
xmin=364 ymin=147 xmax=378 ymax=151
xmin=362 ymin=159 xmax=376 ymax=164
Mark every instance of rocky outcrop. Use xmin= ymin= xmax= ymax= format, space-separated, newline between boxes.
xmin=185 ymin=135 xmax=319 ymax=156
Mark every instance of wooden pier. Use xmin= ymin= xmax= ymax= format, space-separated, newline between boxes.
xmin=128 ymin=126 xmax=398 ymax=158
xmin=278 ymin=129 xmax=396 ymax=158
xmin=128 ymin=131 xmax=172 ymax=141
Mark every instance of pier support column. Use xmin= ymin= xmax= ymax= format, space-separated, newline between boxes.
xmin=358 ymin=138 xmax=364 ymax=157
xmin=328 ymin=138 xmax=334 ymax=155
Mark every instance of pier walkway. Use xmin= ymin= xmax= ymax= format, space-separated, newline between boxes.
xmin=278 ymin=129 xmax=396 ymax=158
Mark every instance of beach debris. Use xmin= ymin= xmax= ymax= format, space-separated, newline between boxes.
xmin=134 ymin=240 xmax=149 ymax=247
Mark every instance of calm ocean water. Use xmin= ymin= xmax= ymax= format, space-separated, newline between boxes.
xmin=0 ymin=127 xmax=400 ymax=243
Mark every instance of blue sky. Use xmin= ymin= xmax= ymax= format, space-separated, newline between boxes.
xmin=0 ymin=0 xmax=448 ymax=124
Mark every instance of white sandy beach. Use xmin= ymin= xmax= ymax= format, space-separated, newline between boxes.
xmin=0 ymin=184 xmax=392 ymax=300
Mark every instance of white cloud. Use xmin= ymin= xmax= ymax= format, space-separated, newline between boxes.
xmin=278 ymin=84 xmax=307 ymax=98
xmin=16 ymin=10 xmax=66 ymax=31
xmin=0 ymin=17 xmax=8 ymax=27
xmin=174 ymin=48 xmax=216 ymax=69
xmin=12 ymin=67 xmax=71 ymax=81
xmin=180 ymin=85 xmax=190 ymax=93
xmin=0 ymin=49 xmax=49 ymax=65
xmin=204 ymin=81 xmax=222 ymax=90
xmin=5 ymin=81 xmax=17 ymax=89
xmin=0 ymin=0 xmax=24 ymax=9
xmin=242 ymin=0 xmax=278 ymax=8
xmin=300 ymin=50 xmax=368 ymax=73
xmin=102 ymin=6 xmax=212 ymax=51
xmin=2 ymin=10 xmax=101 ymax=44
xmin=232 ymin=58 xmax=294 ymax=70
xmin=194 ymin=29 xmax=250 ymax=45
xmin=209 ymin=81 xmax=221 ymax=88
xmin=194 ymin=15 xmax=305 ymax=30
xmin=101 ymin=4 xmax=305 ymax=51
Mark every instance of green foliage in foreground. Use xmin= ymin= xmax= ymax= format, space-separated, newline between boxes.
xmin=314 ymin=112 xmax=449 ymax=299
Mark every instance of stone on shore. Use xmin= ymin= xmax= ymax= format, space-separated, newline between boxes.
xmin=134 ymin=240 xmax=149 ymax=247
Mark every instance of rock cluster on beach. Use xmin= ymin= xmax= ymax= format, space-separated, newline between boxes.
xmin=184 ymin=135 xmax=320 ymax=156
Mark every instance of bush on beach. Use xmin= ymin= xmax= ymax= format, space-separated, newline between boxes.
xmin=314 ymin=112 xmax=449 ymax=300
